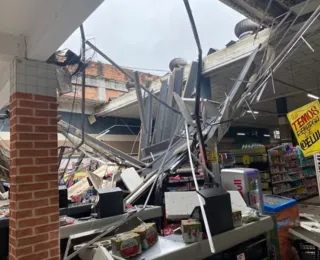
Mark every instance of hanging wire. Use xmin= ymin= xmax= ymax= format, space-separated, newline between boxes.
xmin=185 ymin=121 xmax=215 ymax=253
xmin=131 ymin=129 xmax=141 ymax=156
xmin=119 ymin=118 xmax=137 ymax=136
xmin=183 ymin=0 xmax=210 ymax=184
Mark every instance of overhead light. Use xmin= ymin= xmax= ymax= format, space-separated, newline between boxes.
xmin=246 ymin=110 xmax=259 ymax=114
xmin=237 ymin=133 xmax=245 ymax=136
xmin=307 ymin=93 xmax=319 ymax=100
xmin=264 ymin=134 xmax=270 ymax=137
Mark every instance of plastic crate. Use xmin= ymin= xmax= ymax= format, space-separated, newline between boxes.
xmin=293 ymin=240 xmax=320 ymax=260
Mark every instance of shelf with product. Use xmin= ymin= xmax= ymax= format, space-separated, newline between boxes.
xmin=232 ymin=144 xmax=272 ymax=194
xmin=218 ymin=152 xmax=235 ymax=168
xmin=268 ymin=144 xmax=318 ymax=200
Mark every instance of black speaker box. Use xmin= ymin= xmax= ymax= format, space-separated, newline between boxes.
xmin=191 ymin=187 xmax=234 ymax=236
xmin=58 ymin=185 xmax=68 ymax=209
xmin=96 ymin=187 xmax=123 ymax=218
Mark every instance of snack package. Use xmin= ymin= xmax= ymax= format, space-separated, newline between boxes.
xmin=181 ymin=219 xmax=202 ymax=243
xmin=133 ymin=223 xmax=158 ymax=249
xmin=232 ymin=210 xmax=242 ymax=228
xmin=111 ymin=232 xmax=142 ymax=258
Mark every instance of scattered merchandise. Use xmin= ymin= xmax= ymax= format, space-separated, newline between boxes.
xmin=0 ymin=205 xmax=9 ymax=219
xmin=59 ymin=216 xmax=75 ymax=226
xmin=232 ymin=210 xmax=242 ymax=228
xmin=181 ymin=219 xmax=203 ymax=243
xmin=242 ymin=209 xmax=260 ymax=224
xmin=0 ymin=191 xmax=8 ymax=200
xmin=111 ymin=232 xmax=142 ymax=258
xmin=121 ymin=167 xmax=143 ymax=193
xmin=133 ymin=223 xmax=158 ymax=249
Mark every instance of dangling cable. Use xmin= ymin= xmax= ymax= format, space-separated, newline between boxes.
xmin=185 ymin=121 xmax=215 ymax=253
xmin=183 ymin=0 xmax=210 ymax=185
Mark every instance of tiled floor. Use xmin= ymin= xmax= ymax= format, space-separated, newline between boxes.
xmin=300 ymin=196 xmax=320 ymax=206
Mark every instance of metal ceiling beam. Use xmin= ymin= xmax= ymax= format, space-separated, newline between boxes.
xmin=58 ymin=120 xmax=145 ymax=169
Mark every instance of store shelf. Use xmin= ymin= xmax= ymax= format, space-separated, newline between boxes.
xmin=270 ymin=171 xmax=289 ymax=175
xmin=167 ymin=177 xmax=205 ymax=184
xmin=234 ymin=153 xmax=267 ymax=157
xmin=121 ymin=216 xmax=273 ymax=260
xmin=306 ymin=184 xmax=318 ymax=188
xmin=274 ymin=185 xmax=305 ymax=195
xmin=60 ymin=206 xmax=162 ymax=239
xmin=287 ymin=171 xmax=301 ymax=175
xmin=304 ymin=175 xmax=316 ymax=179
xmin=270 ymin=163 xmax=287 ymax=167
xmin=300 ymin=164 xmax=315 ymax=168
xmin=168 ymin=179 xmax=190 ymax=184
xmin=272 ymin=178 xmax=303 ymax=184
xmin=272 ymin=175 xmax=317 ymax=185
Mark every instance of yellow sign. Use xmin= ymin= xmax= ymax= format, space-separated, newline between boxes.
xmin=212 ymin=147 xmax=218 ymax=163
xmin=287 ymin=100 xmax=320 ymax=157
xmin=206 ymin=147 xmax=218 ymax=163
xmin=243 ymin=155 xmax=251 ymax=165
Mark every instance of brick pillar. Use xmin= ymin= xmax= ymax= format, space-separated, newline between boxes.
xmin=9 ymin=58 xmax=59 ymax=260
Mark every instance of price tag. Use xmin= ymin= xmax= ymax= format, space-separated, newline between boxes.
xmin=242 ymin=155 xmax=251 ymax=165
xmin=237 ymin=253 xmax=245 ymax=260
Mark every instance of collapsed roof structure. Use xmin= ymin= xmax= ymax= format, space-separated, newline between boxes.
xmin=2 ymin=0 xmax=320 ymax=209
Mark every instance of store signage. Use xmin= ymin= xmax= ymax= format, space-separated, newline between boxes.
xmin=287 ymin=100 xmax=320 ymax=157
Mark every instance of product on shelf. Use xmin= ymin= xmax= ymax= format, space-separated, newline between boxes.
xmin=133 ymin=223 xmax=158 ymax=249
xmin=218 ymin=152 xmax=235 ymax=168
xmin=232 ymin=144 xmax=271 ymax=193
xmin=181 ymin=219 xmax=203 ymax=243
xmin=267 ymin=145 xmax=318 ymax=200
xmin=111 ymin=232 xmax=142 ymax=259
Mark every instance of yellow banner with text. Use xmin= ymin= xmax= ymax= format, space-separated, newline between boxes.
xmin=287 ymin=100 xmax=320 ymax=157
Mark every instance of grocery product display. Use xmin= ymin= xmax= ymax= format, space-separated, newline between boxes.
xmin=268 ymin=145 xmax=318 ymax=200
xmin=232 ymin=144 xmax=272 ymax=194
xmin=111 ymin=232 xmax=143 ymax=258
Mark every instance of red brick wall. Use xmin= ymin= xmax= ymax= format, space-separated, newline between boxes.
xmin=105 ymin=89 xmax=124 ymax=100
xmin=9 ymin=92 xmax=59 ymax=260
xmin=85 ymin=62 xmax=159 ymax=84
xmin=65 ymin=85 xmax=98 ymax=100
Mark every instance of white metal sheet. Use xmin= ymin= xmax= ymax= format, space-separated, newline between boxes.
xmin=165 ymin=191 xmax=205 ymax=219
xmin=121 ymin=167 xmax=143 ymax=193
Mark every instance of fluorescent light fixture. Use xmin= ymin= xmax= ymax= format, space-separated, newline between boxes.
xmin=237 ymin=133 xmax=245 ymax=136
xmin=264 ymin=134 xmax=270 ymax=137
xmin=307 ymin=93 xmax=319 ymax=100
xmin=246 ymin=110 xmax=259 ymax=114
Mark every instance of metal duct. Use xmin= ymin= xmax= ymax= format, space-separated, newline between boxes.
xmin=235 ymin=19 xmax=259 ymax=39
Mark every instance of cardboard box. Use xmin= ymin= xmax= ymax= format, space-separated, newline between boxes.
xmin=133 ymin=223 xmax=158 ymax=249
xmin=232 ymin=210 xmax=242 ymax=228
xmin=111 ymin=232 xmax=142 ymax=258
xmin=181 ymin=219 xmax=202 ymax=243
